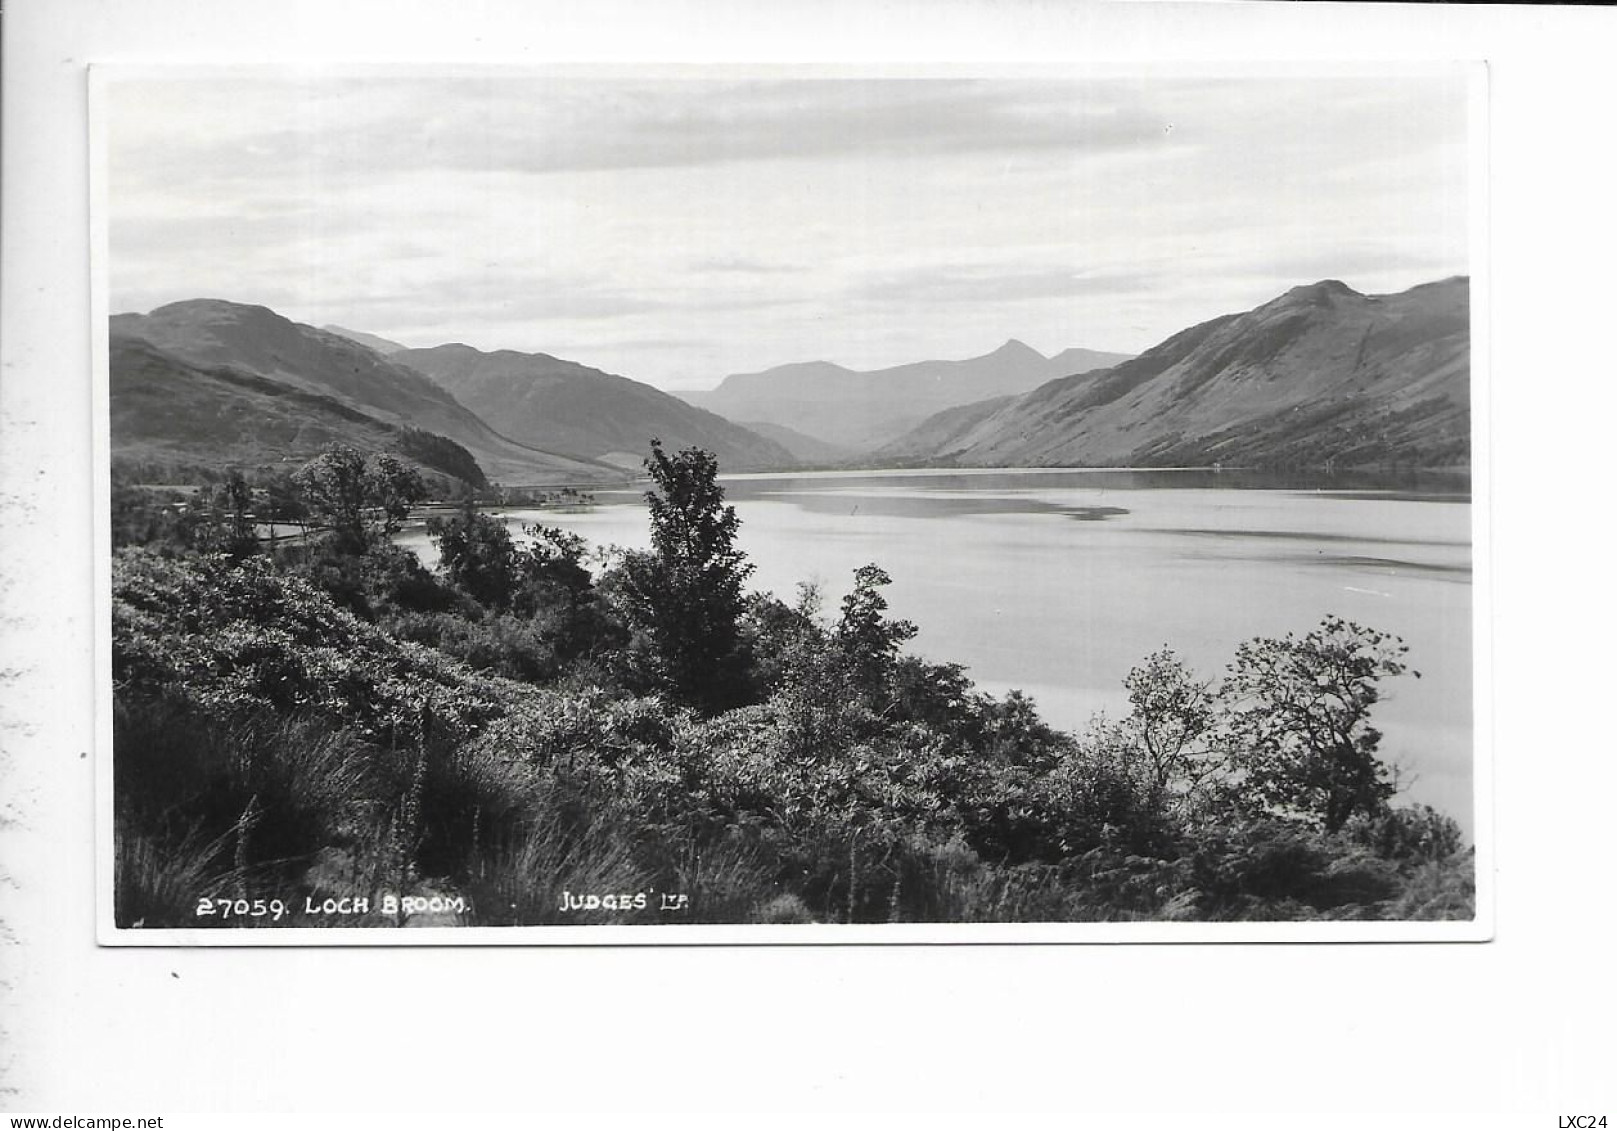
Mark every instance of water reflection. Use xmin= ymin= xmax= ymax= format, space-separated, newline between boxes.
xmin=720 ymin=465 xmax=1471 ymax=498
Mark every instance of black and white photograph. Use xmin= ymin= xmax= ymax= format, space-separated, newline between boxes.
xmin=12 ymin=0 xmax=1617 ymax=1120
xmin=95 ymin=65 xmax=1483 ymax=939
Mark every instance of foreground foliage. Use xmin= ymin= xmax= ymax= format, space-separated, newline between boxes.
xmin=111 ymin=443 xmax=1474 ymax=927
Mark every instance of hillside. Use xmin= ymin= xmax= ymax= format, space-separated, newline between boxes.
xmin=681 ymin=340 xmax=1134 ymax=451
xmin=108 ymin=335 xmax=486 ymax=485
xmin=111 ymin=300 xmax=619 ymax=484
xmin=735 ymin=420 xmax=857 ymax=466
xmin=392 ymin=343 xmax=796 ymax=471
xmin=872 ymin=394 xmax=1019 ymax=465
xmin=880 ymin=278 xmax=1470 ymax=471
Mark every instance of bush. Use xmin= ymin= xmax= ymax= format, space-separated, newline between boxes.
xmin=109 ymin=442 xmax=1473 ymax=925
xmin=389 ymin=611 xmax=570 ymax=684
xmin=1188 ymin=819 xmax=1404 ymax=919
xmin=1348 ymin=803 xmax=1466 ymax=863
xmin=428 ymin=503 xmax=519 ymax=608
xmin=113 ymin=548 xmax=518 ymax=744
xmin=277 ymin=540 xmax=461 ymax=620
xmin=1384 ymin=852 xmax=1476 ymax=920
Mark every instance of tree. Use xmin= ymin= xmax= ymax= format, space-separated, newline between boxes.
xmin=613 ymin=441 xmax=755 ymax=712
xmin=263 ymin=470 xmax=309 ymax=535
xmin=512 ymin=524 xmax=622 ymax=666
xmin=219 ymin=469 xmax=257 ymax=557
xmin=1217 ymin=616 xmax=1412 ymax=833
xmin=832 ymin=563 xmax=917 ymax=703
xmin=1122 ymin=648 xmax=1216 ymax=816
xmin=739 ymin=582 xmax=826 ymax=696
xmin=173 ymin=471 xmax=258 ymax=557
xmin=367 ymin=453 xmax=427 ymax=539
xmin=295 ymin=444 xmax=426 ymax=553
xmin=396 ymin=427 xmax=488 ymax=489
xmin=514 ymin=524 xmax=594 ymax=613
xmin=295 ymin=445 xmax=371 ymax=551
xmin=428 ymin=500 xmax=518 ymax=608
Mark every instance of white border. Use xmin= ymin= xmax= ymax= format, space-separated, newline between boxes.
xmin=88 ymin=60 xmax=1491 ymax=947
xmin=1465 ymin=62 xmax=1495 ymax=939
xmin=14 ymin=0 xmax=1617 ymax=1116
xmin=90 ymin=63 xmax=118 ymax=956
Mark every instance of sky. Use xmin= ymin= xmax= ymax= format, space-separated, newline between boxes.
xmin=105 ymin=69 xmax=1472 ymax=391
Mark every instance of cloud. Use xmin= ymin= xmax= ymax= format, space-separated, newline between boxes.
xmin=349 ymin=277 xmax=671 ymax=321
xmin=103 ymin=70 xmax=1472 ymax=385
xmin=854 ymin=266 xmax=1159 ymax=305
xmin=689 ymin=256 xmax=804 ymax=275
xmin=1240 ymin=245 xmax=1466 ymax=290
xmin=105 ymin=77 xmax=1188 ymax=214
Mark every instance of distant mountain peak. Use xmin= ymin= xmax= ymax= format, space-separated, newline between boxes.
xmin=1274 ymin=279 xmax=1364 ymax=308
xmin=695 ymin=339 xmax=1136 ymax=451
xmin=881 ymin=275 xmax=1469 ymax=471
xmin=990 ymin=338 xmax=1044 ymax=359
xmin=147 ymin=297 xmax=282 ymax=323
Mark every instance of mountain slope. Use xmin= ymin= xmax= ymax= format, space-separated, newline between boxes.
xmin=111 ymin=300 xmax=618 ymax=484
xmin=873 ymin=394 xmax=1020 ymax=465
xmin=109 ymin=334 xmax=487 ymax=485
xmin=735 ymin=421 xmax=857 ymax=466
xmin=681 ymin=340 xmax=1134 ymax=451
xmin=322 ymin=324 xmax=407 ymax=355
xmin=393 ymin=343 xmax=796 ymax=471
xmin=881 ymin=278 xmax=1470 ymax=470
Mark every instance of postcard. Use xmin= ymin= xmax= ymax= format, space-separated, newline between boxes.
xmin=92 ymin=63 xmax=1488 ymax=943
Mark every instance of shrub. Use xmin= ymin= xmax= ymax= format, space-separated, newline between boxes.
xmin=428 ymin=503 xmax=519 ymax=608
xmin=389 ymin=611 xmax=567 ymax=684
xmin=1348 ymin=803 xmax=1466 ymax=863
xmin=1383 ymin=852 xmax=1476 ymax=920
xmin=108 ymin=441 xmax=1474 ymax=925
xmin=113 ymin=548 xmax=519 ymax=744
xmin=1188 ymin=819 xmax=1404 ymax=919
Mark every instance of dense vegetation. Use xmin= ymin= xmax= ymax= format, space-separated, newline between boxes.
xmin=112 ymin=442 xmax=1473 ymax=927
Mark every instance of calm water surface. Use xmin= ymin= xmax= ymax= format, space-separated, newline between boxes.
xmin=399 ymin=468 xmax=1474 ymax=834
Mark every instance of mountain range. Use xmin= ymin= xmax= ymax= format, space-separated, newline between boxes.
xmin=680 ymin=340 xmax=1135 ymax=451
xmin=111 ymin=300 xmax=617 ymax=484
xmin=387 ymin=343 xmax=793 ymax=471
xmin=109 ymin=332 xmax=485 ymax=484
xmin=880 ymin=277 xmax=1470 ymax=470
xmin=109 ymin=276 xmax=1470 ymax=489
